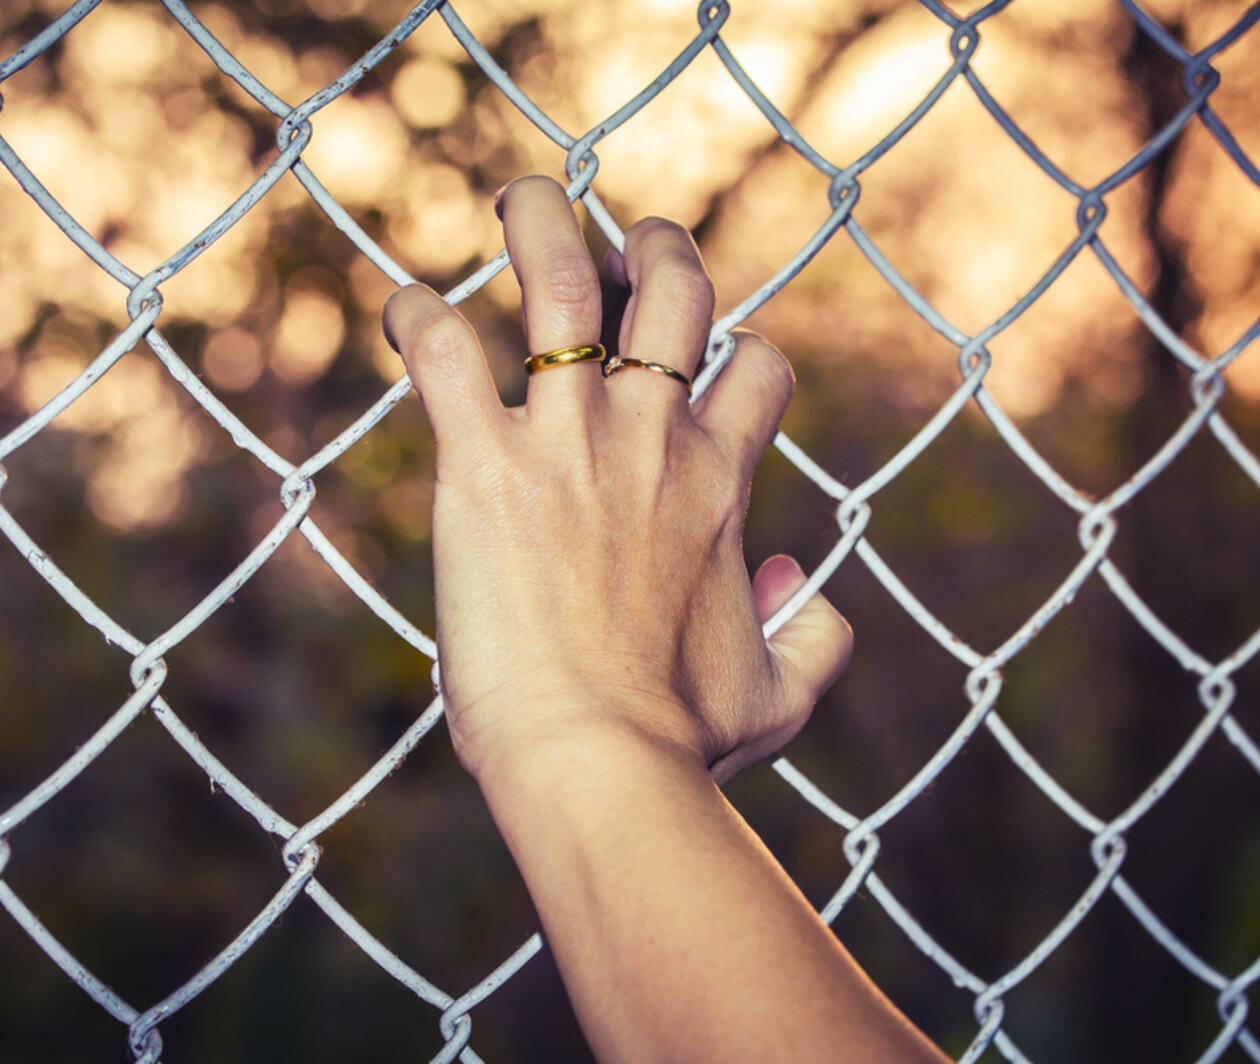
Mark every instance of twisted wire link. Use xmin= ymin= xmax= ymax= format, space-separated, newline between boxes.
xmin=1 ymin=0 xmax=1257 ymax=1060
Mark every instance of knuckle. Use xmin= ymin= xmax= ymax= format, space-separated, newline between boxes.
xmin=407 ymin=306 xmax=474 ymax=368
xmin=635 ymin=215 xmax=690 ymax=243
xmin=509 ymin=173 xmax=559 ymax=194
xmin=537 ymin=251 xmax=601 ymax=314
xmin=655 ymin=253 xmax=715 ymax=318
xmin=739 ymin=333 xmax=795 ymax=397
xmin=808 ymin=602 xmax=854 ymax=686
xmin=626 ymin=217 xmax=706 ymax=273
xmin=499 ymin=173 xmax=562 ymax=209
xmin=383 ymin=283 xmax=437 ymax=349
xmin=695 ymin=449 xmax=748 ymax=528
xmin=836 ymin=610 xmax=855 ymax=656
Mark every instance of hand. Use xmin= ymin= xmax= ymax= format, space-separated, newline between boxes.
xmin=382 ymin=175 xmax=852 ymax=784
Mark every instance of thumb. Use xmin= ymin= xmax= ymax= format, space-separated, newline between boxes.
xmin=753 ymin=555 xmax=853 ymax=710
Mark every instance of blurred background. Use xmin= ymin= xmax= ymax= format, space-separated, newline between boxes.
xmin=0 ymin=0 xmax=1258 ymax=1060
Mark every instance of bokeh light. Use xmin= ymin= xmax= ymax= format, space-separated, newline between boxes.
xmin=1 ymin=1 xmax=1257 ymax=1062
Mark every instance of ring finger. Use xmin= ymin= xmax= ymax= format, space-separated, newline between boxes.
xmin=605 ymin=217 xmax=715 ymax=407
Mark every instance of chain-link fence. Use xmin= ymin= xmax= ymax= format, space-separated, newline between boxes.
xmin=1 ymin=1 xmax=1258 ymax=1061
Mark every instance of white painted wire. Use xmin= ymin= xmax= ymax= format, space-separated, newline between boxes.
xmin=1 ymin=1 xmax=1258 ymax=1061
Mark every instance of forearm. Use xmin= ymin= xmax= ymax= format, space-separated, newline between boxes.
xmin=386 ymin=179 xmax=934 ymax=1060
xmin=475 ymin=709 xmax=948 ymax=1064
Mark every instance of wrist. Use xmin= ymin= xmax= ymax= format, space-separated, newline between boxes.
xmin=449 ymin=684 xmax=711 ymax=791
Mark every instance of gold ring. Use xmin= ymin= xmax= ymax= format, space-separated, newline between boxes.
xmin=524 ymin=343 xmax=606 ymax=375
xmin=603 ymin=356 xmax=692 ymax=396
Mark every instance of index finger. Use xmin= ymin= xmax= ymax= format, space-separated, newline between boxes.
xmin=383 ymin=283 xmax=506 ymax=452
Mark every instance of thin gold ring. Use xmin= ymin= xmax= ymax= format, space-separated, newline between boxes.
xmin=603 ymin=355 xmax=692 ymax=396
xmin=524 ymin=343 xmax=606 ymax=375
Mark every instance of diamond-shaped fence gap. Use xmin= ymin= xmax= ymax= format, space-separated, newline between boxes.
xmin=1083 ymin=885 xmax=1254 ymax=1064
xmin=0 ymin=705 xmax=288 ymax=1001
xmin=834 ymin=408 xmax=1084 ymax=654
xmin=957 ymin=893 xmax=1111 ymax=1064
xmin=310 ymin=446 xmax=440 ymax=626
xmin=810 ymin=64 xmax=1085 ymax=324
xmin=764 ymin=557 xmax=972 ymax=826
xmin=1117 ymin=712 xmax=1260 ymax=962
xmin=1101 ymin=426 xmax=1260 ymax=665
xmin=695 ymin=146 xmax=875 ymax=341
xmin=762 ymin=282 xmax=966 ymax=440
xmin=448 ymin=943 xmax=591 ymax=1064
xmin=301 ymin=733 xmax=521 ymax=966
xmin=977 ymin=574 xmax=1183 ymax=817
xmin=428 ymin=23 xmax=574 ymax=177
xmin=0 ymin=909 xmax=126 ymax=1064
xmin=149 ymin=534 xmax=434 ymax=810
xmin=872 ymin=145 xmax=1084 ymax=343
xmin=1158 ymin=128 xmax=1260 ymax=374
xmin=3 ymin=434 xmax=278 ymax=661
xmin=542 ymin=27 xmax=798 ymax=225
xmin=184 ymin=254 xmax=388 ymax=444
xmin=0 ymin=556 xmax=135 ymax=809
xmin=975 ymin=206 xmax=1159 ymax=417
xmin=822 ymin=889 xmax=974 ymax=1059
xmin=144 ymin=887 xmax=461 ymax=1064
xmin=783 ymin=2 xmax=955 ymax=164
xmin=1199 ymin=17 xmax=1260 ymax=162
xmin=3 ymin=11 xmax=269 ymax=278
xmin=864 ymin=717 xmax=1105 ymax=970
xmin=418 ymin=79 xmax=534 ymax=215
xmin=959 ymin=7 xmax=1158 ymax=190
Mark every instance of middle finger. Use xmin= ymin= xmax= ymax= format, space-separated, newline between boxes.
xmin=499 ymin=175 xmax=605 ymax=414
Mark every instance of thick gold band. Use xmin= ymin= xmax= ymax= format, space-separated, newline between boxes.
xmin=603 ymin=355 xmax=692 ymax=396
xmin=524 ymin=343 xmax=606 ymax=375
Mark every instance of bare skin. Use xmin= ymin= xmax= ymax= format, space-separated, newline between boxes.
xmin=383 ymin=174 xmax=949 ymax=1064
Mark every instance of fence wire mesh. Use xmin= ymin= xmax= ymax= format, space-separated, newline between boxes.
xmin=1 ymin=0 xmax=1258 ymax=1061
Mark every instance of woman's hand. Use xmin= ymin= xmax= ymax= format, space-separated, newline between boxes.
xmin=382 ymin=176 xmax=948 ymax=1064
xmin=382 ymin=175 xmax=851 ymax=785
